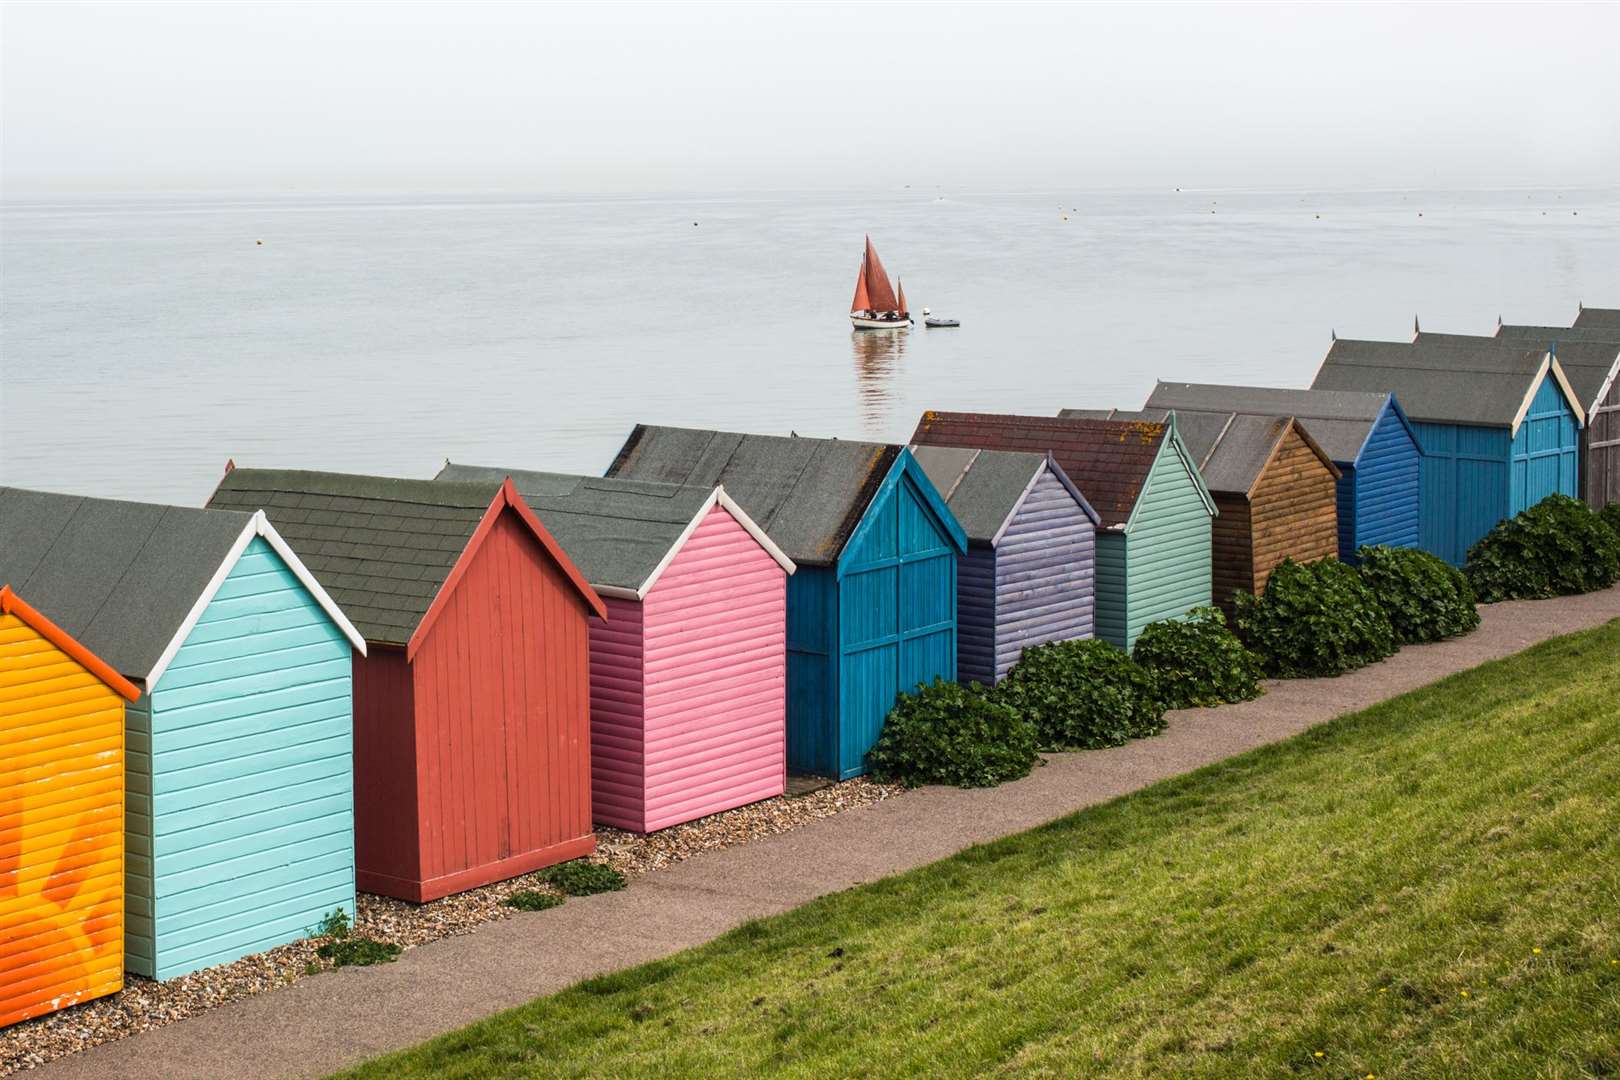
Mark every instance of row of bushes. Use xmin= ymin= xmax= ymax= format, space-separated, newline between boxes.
xmin=871 ymin=542 xmax=1485 ymax=789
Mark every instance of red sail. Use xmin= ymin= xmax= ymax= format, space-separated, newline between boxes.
xmin=895 ymin=279 xmax=908 ymax=317
xmin=862 ymin=236 xmax=900 ymax=313
xmin=851 ymin=260 xmax=871 ymax=313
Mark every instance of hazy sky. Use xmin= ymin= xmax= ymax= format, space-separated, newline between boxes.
xmin=4 ymin=1 xmax=1618 ymax=194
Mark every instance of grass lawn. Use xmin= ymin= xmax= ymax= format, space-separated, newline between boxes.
xmin=335 ymin=622 xmax=1620 ymax=1079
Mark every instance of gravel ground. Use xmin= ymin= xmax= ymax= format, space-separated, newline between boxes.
xmin=0 ymin=777 xmax=903 ymax=1075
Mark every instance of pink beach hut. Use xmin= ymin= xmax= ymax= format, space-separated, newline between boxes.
xmin=436 ymin=464 xmax=795 ymax=833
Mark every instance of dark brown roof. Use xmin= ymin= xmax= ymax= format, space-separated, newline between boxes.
xmin=910 ymin=411 xmax=1170 ymax=529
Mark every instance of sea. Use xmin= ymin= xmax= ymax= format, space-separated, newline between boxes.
xmin=3 ymin=187 xmax=1617 ymax=505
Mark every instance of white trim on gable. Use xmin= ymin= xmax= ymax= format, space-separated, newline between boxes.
xmin=989 ymin=461 xmax=1046 ymax=549
xmin=144 ymin=511 xmax=368 ymax=689
xmin=619 ymin=486 xmax=797 ymax=602
xmin=1591 ymin=350 xmax=1620 ymax=419
xmin=1510 ymin=356 xmax=1586 ymax=436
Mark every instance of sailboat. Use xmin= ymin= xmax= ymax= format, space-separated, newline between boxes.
xmin=850 ymin=237 xmax=912 ymax=330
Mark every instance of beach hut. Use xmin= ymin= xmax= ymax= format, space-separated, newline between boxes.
xmin=0 ymin=587 xmax=139 ymax=1028
xmin=1064 ymin=406 xmax=1339 ymax=609
xmin=208 ymin=470 xmax=604 ymax=902
xmin=0 ymin=489 xmax=367 ymax=980
xmin=1463 ymin=327 xmax=1620 ymax=510
xmin=910 ymin=412 xmax=1215 ymax=652
xmin=1139 ymin=383 xmax=1422 ymax=562
xmin=606 ymin=427 xmax=966 ymax=780
xmin=1573 ymin=305 xmax=1620 ymax=330
xmin=434 ymin=463 xmax=795 ymax=834
xmin=1311 ymin=339 xmax=1585 ymax=565
xmin=907 ymin=447 xmax=1099 ymax=685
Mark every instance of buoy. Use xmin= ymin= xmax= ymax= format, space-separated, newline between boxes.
xmin=255 ymin=239 xmax=263 ymax=245
xmin=692 ymin=222 xmax=698 ymax=227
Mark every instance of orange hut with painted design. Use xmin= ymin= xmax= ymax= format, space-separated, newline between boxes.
xmin=0 ymin=585 xmax=139 ymax=1028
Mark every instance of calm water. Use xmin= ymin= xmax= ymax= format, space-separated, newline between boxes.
xmin=3 ymin=187 xmax=1617 ymax=504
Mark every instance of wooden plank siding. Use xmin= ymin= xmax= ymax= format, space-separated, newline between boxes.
xmin=1588 ymin=381 xmax=1620 ymax=508
xmin=1415 ymin=422 xmax=1510 ymax=566
xmin=404 ymin=509 xmax=594 ymax=903
xmin=1345 ymin=403 xmax=1423 ymax=558
xmin=1511 ymin=374 xmax=1581 ymax=513
xmin=1116 ymin=441 xmax=1213 ymax=651
xmin=639 ymin=505 xmax=786 ymax=832
xmin=0 ymin=611 xmax=126 ymax=1026
xmin=1247 ymin=428 xmax=1340 ymax=593
xmin=988 ymin=468 xmax=1096 ymax=680
xmin=784 ymin=568 xmax=839 ymax=778
xmin=954 ymin=547 xmax=998 ymax=687
xmin=585 ymin=597 xmax=646 ymax=833
xmin=351 ymin=647 xmax=418 ymax=898
xmin=134 ymin=537 xmax=355 ymax=980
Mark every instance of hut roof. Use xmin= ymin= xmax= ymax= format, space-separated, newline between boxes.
xmin=1310 ymin=339 xmax=1583 ymax=430
xmin=1061 ymin=408 xmax=1338 ymax=497
xmin=0 ymin=486 xmax=363 ymax=685
xmin=604 ymin=426 xmax=902 ymax=567
xmin=909 ymin=411 xmax=1205 ymax=529
xmin=434 ymin=463 xmax=793 ymax=597
xmin=209 ymin=468 xmax=602 ymax=646
xmin=908 ymin=447 xmax=1097 ymax=545
xmin=1142 ymin=382 xmax=1396 ymax=465
xmin=1419 ymin=332 xmax=1620 ymax=413
xmin=1574 ymin=307 xmax=1620 ymax=330
xmin=0 ymin=584 xmax=140 ymax=702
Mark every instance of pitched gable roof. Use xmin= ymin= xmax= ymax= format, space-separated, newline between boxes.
xmin=605 ymin=426 xmax=900 ymax=567
xmin=1310 ymin=339 xmax=1583 ymax=430
xmin=209 ymin=468 xmax=603 ymax=646
xmin=1460 ymin=330 xmax=1620 ymax=413
xmin=0 ymin=487 xmax=364 ymax=686
xmin=909 ymin=447 xmax=1097 ymax=545
xmin=909 ymin=411 xmax=1202 ymax=529
xmin=1143 ymin=382 xmax=1395 ymax=465
xmin=0 ymin=585 xmax=141 ymax=701
xmin=434 ymin=463 xmax=793 ymax=597
xmin=1574 ymin=306 xmax=1620 ymax=330
xmin=1061 ymin=408 xmax=1338 ymax=497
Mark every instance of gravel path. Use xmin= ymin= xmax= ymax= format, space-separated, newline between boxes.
xmin=0 ymin=779 xmax=900 ymax=1075
xmin=14 ymin=586 xmax=1620 ymax=1079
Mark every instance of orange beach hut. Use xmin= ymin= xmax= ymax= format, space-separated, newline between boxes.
xmin=0 ymin=586 xmax=139 ymax=1029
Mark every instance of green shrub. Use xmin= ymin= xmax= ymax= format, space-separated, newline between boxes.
xmin=1233 ymin=558 xmax=1395 ymax=678
xmin=1464 ymin=494 xmax=1620 ymax=602
xmin=1356 ymin=545 xmax=1480 ymax=644
xmin=866 ymin=677 xmax=1038 ymax=788
xmin=542 ymin=861 xmax=627 ymax=896
xmin=1131 ymin=607 xmax=1263 ymax=709
xmin=504 ymin=889 xmax=564 ymax=912
xmin=995 ymin=639 xmax=1165 ymax=750
xmin=318 ymin=937 xmax=401 ymax=967
xmin=1598 ymin=502 xmax=1620 ymax=543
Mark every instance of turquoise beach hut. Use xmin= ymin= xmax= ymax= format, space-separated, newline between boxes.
xmin=0 ymin=488 xmax=366 ymax=980
xmin=1312 ymin=339 xmax=1585 ymax=565
xmin=606 ymin=427 xmax=967 ymax=780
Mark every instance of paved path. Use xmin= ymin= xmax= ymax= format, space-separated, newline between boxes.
xmin=39 ymin=587 xmax=1620 ymax=1080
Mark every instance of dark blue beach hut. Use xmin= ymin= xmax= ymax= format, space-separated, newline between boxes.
xmin=1144 ymin=382 xmax=1423 ymax=561
xmin=909 ymin=447 xmax=1099 ymax=685
xmin=1311 ymin=339 xmax=1585 ymax=565
xmin=607 ymin=427 xmax=967 ymax=780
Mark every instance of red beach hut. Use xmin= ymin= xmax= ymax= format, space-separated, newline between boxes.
xmin=209 ymin=469 xmax=605 ymax=902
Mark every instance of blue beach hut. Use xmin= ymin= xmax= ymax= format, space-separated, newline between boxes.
xmin=606 ymin=427 xmax=967 ymax=780
xmin=1311 ymin=339 xmax=1585 ymax=565
xmin=1144 ymin=382 xmax=1423 ymax=561
xmin=0 ymin=488 xmax=366 ymax=980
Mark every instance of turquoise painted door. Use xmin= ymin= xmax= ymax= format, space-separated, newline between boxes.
xmin=1510 ymin=374 xmax=1580 ymax=513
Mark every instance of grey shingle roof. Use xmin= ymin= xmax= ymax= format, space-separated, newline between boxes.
xmin=1459 ymin=330 xmax=1620 ymax=412
xmin=1310 ymin=339 xmax=1556 ymax=427
xmin=0 ymin=487 xmax=253 ymax=682
xmin=208 ymin=469 xmax=501 ymax=645
xmin=1574 ymin=307 xmax=1620 ymax=330
xmin=909 ymin=447 xmax=1096 ymax=545
xmin=435 ymin=463 xmax=714 ymax=592
xmin=1143 ymin=382 xmax=1391 ymax=464
xmin=605 ymin=426 xmax=898 ymax=567
xmin=1059 ymin=408 xmax=1327 ymax=496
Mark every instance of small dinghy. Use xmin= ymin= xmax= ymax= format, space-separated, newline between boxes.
xmin=922 ymin=308 xmax=958 ymax=328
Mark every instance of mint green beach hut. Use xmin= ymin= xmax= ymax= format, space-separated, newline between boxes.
xmin=911 ymin=411 xmax=1216 ymax=651
xmin=0 ymin=488 xmax=367 ymax=980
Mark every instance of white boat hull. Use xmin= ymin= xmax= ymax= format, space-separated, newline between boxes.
xmin=850 ymin=314 xmax=911 ymax=330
